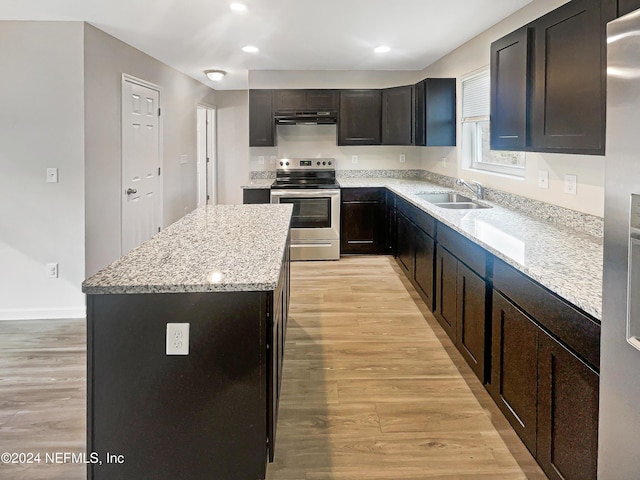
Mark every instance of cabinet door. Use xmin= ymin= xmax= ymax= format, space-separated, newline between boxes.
xmin=243 ymin=188 xmax=271 ymax=204
xmin=382 ymin=85 xmax=414 ymax=145
xmin=537 ymin=330 xmax=599 ymax=480
xmin=338 ymin=90 xmax=382 ymax=145
xmin=435 ymin=247 xmax=458 ymax=343
xmin=490 ymin=27 xmax=528 ymax=150
xmin=424 ymin=78 xmax=456 ymax=146
xmin=386 ymin=190 xmax=396 ymax=255
xmin=306 ymin=90 xmax=339 ymax=110
xmin=530 ymin=0 xmax=604 ymax=154
xmin=414 ymin=80 xmax=426 ymax=146
xmin=273 ymin=90 xmax=306 ymax=111
xmin=617 ymin=0 xmax=640 ymax=17
xmin=490 ymin=291 xmax=538 ymax=454
xmin=396 ymin=213 xmax=415 ymax=277
xmin=340 ymin=197 xmax=386 ymax=254
xmin=414 ymin=228 xmax=435 ymax=311
xmin=456 ymin=263 xmax=486 ymax=381
xmin=249 ymin=90 xmax=275 ymax=147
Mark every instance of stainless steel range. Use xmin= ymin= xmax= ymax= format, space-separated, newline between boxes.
xmin=270 ymin=158 xmax=340 ymax=261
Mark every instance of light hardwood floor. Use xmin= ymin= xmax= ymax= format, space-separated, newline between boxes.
xmin=0 ymin=255 xmax=546 ymax=479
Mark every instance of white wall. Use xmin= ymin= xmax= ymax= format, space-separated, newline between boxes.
xmin=84 ymin=24 xmax=217 ymax=275
xmin=0 ymin=22 xmax=86 ymax=320
xmin=216 ymin=90 xmax=250 ymax=205
xmin=418 ymin=0 xmax=605 ymax=217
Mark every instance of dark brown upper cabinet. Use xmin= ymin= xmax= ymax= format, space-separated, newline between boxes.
xmin=415 ymin=78 xmax=457 ymax=147
xmin=338 ymin=90 xmax=382 ymax=145
xmin=249 ymin=90 xmax=275 ymax=147
xmin=490 ymin=0 xmax=607 ymax=155
xmin=490 ymin=27 xmax=529 ymax=150
xmin=530 ymin=0 xmax=604 ymax=154
xmin=382 ymin=85 xmax=414 ymax=145
xmin=273 ymin=89 xmax=339 ymax=111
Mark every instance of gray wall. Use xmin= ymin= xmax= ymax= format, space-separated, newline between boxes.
xmin=0 ymin=21 xmax=86 ymax=319
xmin=84 ymin=24 xmax=217 ymax=276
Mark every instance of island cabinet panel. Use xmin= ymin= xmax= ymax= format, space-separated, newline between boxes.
xmin=243 ymin=188 xmax=271 ymax=204
xmin=340 ymin=188 xmax=387 ymax=254
xmin=382 ymin=85 xmax=414 ymax=145
xmin=490 ymin=26 xmax=528 ymax=151
xmin=537 ymin=329 xmax=599 ymax=480
xmin=87 ymin=291 xmax=269 ymax=480
xmin=489 ymin=291 xmax=539 ymax=455
xmin=338 ymin=90 xmax=382 ymax=145
xmin=249 ymin=89 xmax=275 ymax=147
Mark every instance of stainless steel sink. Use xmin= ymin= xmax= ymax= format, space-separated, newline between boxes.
xmin=416 ymin=192 xmax=473 ymax=203
xmin=415 ymin=191 xmax=492 ymax=210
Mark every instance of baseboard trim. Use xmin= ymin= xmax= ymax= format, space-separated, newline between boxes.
xmin=0 ymin=306 xmax=86 ymax=321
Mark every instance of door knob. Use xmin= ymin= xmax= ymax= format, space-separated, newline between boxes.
xmin=126 ymin=188 xmax=137 ymax=195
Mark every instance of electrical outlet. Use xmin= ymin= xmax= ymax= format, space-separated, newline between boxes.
xmin=269 ymin=156 xmax=276 ymax=164
xmin=351 ymin=155 xmax=358 ymax=164
xmin=166 ymin=323 xmax=190 ymax=355
xmin=46 ymin=263 xmax=58 ymax=279
xmin=442 ymin=157 xmax=447 ymax=168
xmin=564 ymin=174 xmax=577 ymax=195
xmin=538 ymin=170 xmax=549 ymax=189
xmin=46 ymin=168 xmax=58 ymax=183
xmin=258 ymin=156 xmax=265 ymax=164
xmin=399 ymin=154 xmax=406 ymax=163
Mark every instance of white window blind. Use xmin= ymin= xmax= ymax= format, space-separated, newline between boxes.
xmin=462 ymin=70 xmax=490 ymax=121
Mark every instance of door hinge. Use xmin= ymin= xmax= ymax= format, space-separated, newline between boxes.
xmin=207 ymin=194 xmax=210 ymax=200
xmin=158 ymin=167 xmax=161 ymax=175
xmin=158 ymin=227 xmax=161 ymax=233
xmin=158 ymin=107 xmax=161 ymax=117
xmin=206 ymin=157 xmax=210 ymax=163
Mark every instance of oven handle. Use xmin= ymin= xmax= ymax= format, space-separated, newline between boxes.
xmin=270 ymin=189 xmax=341 ymax=198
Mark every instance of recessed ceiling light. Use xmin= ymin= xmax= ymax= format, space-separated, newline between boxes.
xmin=374 ymin=45 xmax=391 ymax=54
xmin=230 ymin=3 xmax=246 ymax=13
xmin=242 ymin=45 xmax=259 ymax=53
xmin=204 ymin=69 xmax=227 ymax=81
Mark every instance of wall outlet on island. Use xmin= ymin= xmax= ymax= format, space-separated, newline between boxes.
xmin=166 ymin=323 xmax=190 ymax=355
xmin=351 ymin=155 xmax=358 ymax=164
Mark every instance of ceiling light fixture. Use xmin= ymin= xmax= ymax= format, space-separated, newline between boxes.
xmin=229 ymin=3 xmax=247 ymax=13
xmin=204 ymin=69 xmax=227 ymax=81
xmin=242 ymin=45 xmax=259 ymax=53
xmin=374 ymin=45 xmax=391 ymax=54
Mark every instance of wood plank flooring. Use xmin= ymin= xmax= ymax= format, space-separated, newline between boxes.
xmin=0 ymin=255 xmax=546 ymax=479
xmin=267 ymin=256 xmax=546 ymax=480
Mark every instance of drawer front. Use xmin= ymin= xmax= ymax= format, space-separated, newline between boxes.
xmin=396 ymin=196 xmax=435 ymax=238
xmin=437 ymin=223 xmax=486 ymax=278
xmin=341 ymin=187 xmax=386 ymax=203
xmin=493 ymin=258 xmax=600 ymax=370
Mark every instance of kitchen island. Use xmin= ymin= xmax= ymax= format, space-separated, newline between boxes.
xmin=82 ymin=204 xmax=292 ymax=480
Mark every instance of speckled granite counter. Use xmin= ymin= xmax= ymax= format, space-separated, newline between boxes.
xmin=241 ymin=179 xmax=274 ymax=189
xmin=82 ymin=204 xmax=293 ymax=294
xmin=339 ymin=177 xmax=603 ymax=320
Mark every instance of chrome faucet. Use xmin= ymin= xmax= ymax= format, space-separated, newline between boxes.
xmin=456 ymin=178 xmax=485 ymax=200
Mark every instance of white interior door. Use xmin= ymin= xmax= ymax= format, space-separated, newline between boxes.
xmin=122 ymin=78 xmax=161 ymax=255
xmin=207 ymin=107 xmax=217 ymax=205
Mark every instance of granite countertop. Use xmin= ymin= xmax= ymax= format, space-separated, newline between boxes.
xmin=82 ymin=204 xmax=293 ymax=294
xmin=241 ymin=179 xmax=274 ymax=189
xmin=340 ymin=177 xmax=603 ymax=320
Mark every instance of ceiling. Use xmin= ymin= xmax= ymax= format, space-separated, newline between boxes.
xmin=0 ymin=0 xmax=533 ymax=90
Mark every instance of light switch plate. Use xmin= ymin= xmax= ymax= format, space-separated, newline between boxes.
xmin=564 ymin=174 xmax=577 ymax=195
xmin=46 ymin=168 xmax=58 ymax=183
xmin=538 ymin=170 xmax=549 ymax=189
xmin=166 ymin=323 xmax=190 ymax=355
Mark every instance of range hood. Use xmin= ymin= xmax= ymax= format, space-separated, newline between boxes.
xmin=274 ymin=110 xmax=337 ymax=125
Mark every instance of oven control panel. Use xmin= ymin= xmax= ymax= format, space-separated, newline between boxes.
xmin=277 ymin=158 xmax=334 ymax=170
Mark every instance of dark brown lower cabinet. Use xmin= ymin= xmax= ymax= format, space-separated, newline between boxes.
xmin=243 ymin=188 xmax=271 ymax=204
xmin=396 ymin=212 xmax=415 ymax=277
xmin=537 ymin=329 xmax=599 ymax=480
xmin=490 ymin=291 xmax=539 ymax=454
xmin=340 ymin=188 xmax=387 ymax=254
xmin=435 ymin=246 xmax=487 ymax=381
xmin=491 ymin=290 xmax=599 ymax=479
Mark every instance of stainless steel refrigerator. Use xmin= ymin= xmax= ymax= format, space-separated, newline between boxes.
xmin=601 ymin=8 xmax=640 ymax=477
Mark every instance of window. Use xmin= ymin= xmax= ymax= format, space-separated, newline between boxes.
xmin=461 ymin=69 xmax=525 ymax=177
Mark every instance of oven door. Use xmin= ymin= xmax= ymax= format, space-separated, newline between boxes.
xmin=271 ymin=189 xmax=340 ymax=260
